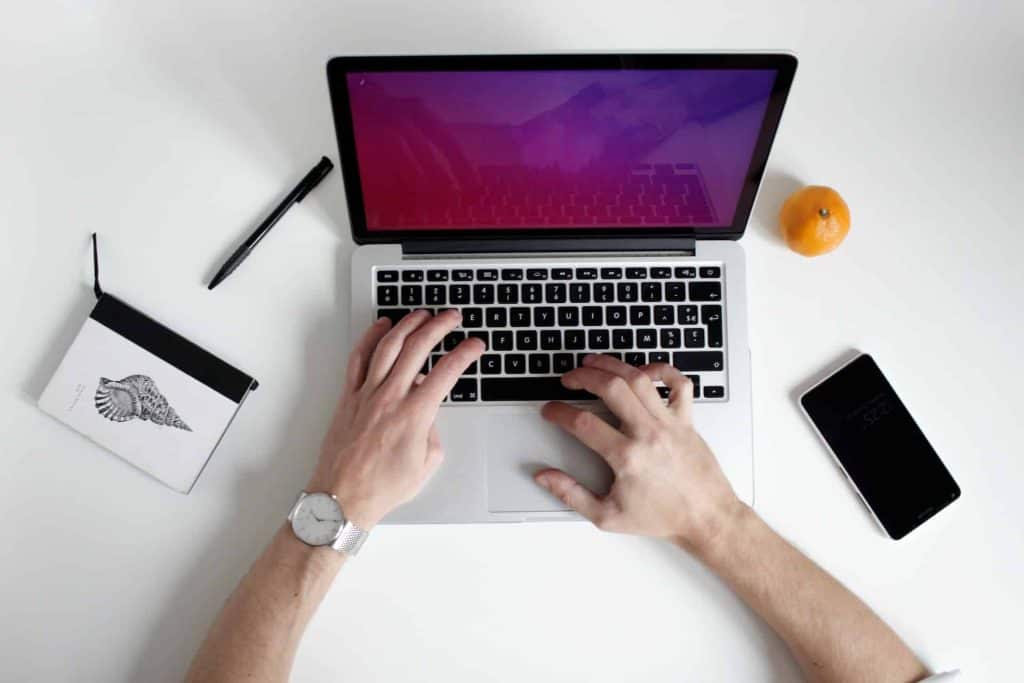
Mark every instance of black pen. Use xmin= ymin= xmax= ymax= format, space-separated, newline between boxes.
xmin=208 ymin=156 xmax=334 ymax=290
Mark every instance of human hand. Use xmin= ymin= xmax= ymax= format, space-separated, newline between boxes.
xmin=535 ymin=354 xmax=743 ymax=552
xmin=307 ymin=310 xmax=484 ymax=528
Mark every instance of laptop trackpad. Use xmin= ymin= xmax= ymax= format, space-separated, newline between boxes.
xmin=486 ymin=413 xmax=614 ymax=513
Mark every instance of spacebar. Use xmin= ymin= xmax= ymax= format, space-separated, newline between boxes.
xmin=481 ymin=378 xmax=597 ymax=402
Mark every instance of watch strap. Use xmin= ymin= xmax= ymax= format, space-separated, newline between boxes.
xmin=331 ymin=519 xmax=369 ymax=556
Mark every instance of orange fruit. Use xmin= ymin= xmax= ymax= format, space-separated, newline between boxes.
xmin=778 ymin=186 xmax=851 ymax=256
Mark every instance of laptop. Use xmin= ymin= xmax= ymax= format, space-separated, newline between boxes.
xmin=326 ymin=53 xmax=797 ymax=522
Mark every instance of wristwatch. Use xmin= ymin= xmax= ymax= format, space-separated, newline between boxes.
xmin=287 ymin=491 xmax=369 ymax=556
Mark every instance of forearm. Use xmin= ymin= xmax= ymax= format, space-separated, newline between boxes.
xmin=690 ymin=505 xmax=928 ymax=683
xmin=187 ymin=525 xmax=345 ymax=683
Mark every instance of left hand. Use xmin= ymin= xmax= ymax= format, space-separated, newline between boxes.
xmin=307 ymin=309 xmax=484 ymax=528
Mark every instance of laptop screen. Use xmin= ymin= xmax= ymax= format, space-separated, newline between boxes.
xmin=330 ymin=56 xmax=796 ymax=239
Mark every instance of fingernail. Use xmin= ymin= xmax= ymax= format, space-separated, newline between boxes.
xmin=535 ymin=473 xmax=550 ymax=488
xmin=581 ymin=354 xmax=596 ymax=366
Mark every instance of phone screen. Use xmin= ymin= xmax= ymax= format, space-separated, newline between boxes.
xmin=801 ymin=354 xmax=960 ymax=539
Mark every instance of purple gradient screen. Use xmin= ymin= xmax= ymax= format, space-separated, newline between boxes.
xmin=346 ymin=69 xmax=777 ymax=231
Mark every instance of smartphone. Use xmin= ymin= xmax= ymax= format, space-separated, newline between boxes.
xmin=800 ymin=354 xmax=960 ymax=539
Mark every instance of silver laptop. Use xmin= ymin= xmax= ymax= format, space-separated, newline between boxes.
xmin=327 ymin=53 xmax=797 ymax=522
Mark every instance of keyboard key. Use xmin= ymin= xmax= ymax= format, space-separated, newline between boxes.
xmin=672 ymin=351 xmax=724 ymax=371
xmin=553 ymin=353 xmax=574 ymax=373
xmin=660 ymin=328 xmax=681 ymax=348
xmin=650 ymin=267 xmax=671 ymax=279
xmin=569 ymin=283 xmax=591 ymax=303
xmin=495 ymin=283 xmax=517 ymax=304
xmin=545 ymin=283 xmax=567 ymax=303
xmin=582 ymin=306 xmax=603 ymax=326
xmin=522 ymin=284 xmax=542 ymax=303
xmin=678 ymin=305 xmax=699 ymax=325
xmin=510 ymin=307 xmax=531 ymax=327
xmin=557 ymin=306 xmax=579 ymax=326
xmin=462 ymin=307 xmax=483 ymax=328
xmin=377 ymin=308 xmax=410 ymax=325
xmin=450 ymin=285 xmax=470 ymax=304
xmin=516 ymin=331 xmax=538 ymax=350
xmin=504 ymin=354 xmax=526 ymax=374
xmin=401 ymin=286 xmax=422 ymax=306
xmin=431 ymin=353 xmax=443 ymax=370
xmin=443 ymin=331 xmax=466 ymax=351
xmin=501 ymin=268 xmax=524 ymax=281
xmin=377 ymin=286 xmax=398 ymax=306
xmin=452 ymin=269 xmax=474 ymax=281
xmin=377 ymin=270 xmax=398 ymax=282
xmin=629 ymin=305 xmax=651 ymax=326
xmin=675 ymin=266 xmax=696 ymax=279
xmin=425 ymin=285 xmax=446 ymax=306
xmin=654 ymin=305 xmax=674 ymax=325
xmin=575 ymin=267 xmax=598 ymax=280
xmin=402 ymin=270 xmax=424 ymax=282
xmin=626 ymin=267 xmax=647 ymax=279
xmin=601 ymin=267 xmax=622 ymax=279
xmin=612 ymin=329 xmax=634 ymax=349
xmin=533 ymin=307 xmax=555 ymax=327
xmin=625 ymin=352 xmax=646 ymax=366
xmin=526 ymin=268 xmax=548 ymax=280
xmin=684 ymin=328 xmax=705 ymax=348
xmin=485 ymin=308 xmax=507 ymax=327
xmin=649 ymin=351 xmax=669 ymax=364
xmin=540 ymin=330 xmax=561 ymax=350
xmin=666 ymin=282 xmax=686 ymax=301
xmin=703 ymin=385 xmax=725 ymax=399
xmin=607 ymin=352 xmax=622 ymax=361
xmin=641 ymin=282 xmax=662 ymax=302
xmin=594 ymin=283 xmax=614 ymax=302
xmin=699 ymin=266 xmax=721 ymax=279
xmin=588 ymin=329 xmax=610 ymax=349
xmin=451 ymin=378 xmax=478 ymax=401
xmin=606 ymin=306 xmax=626 ymax=325
xmin=617 ymin=282 xmax=638 ymax=302
xmin=637 ymin=329 xmax=658 ymax=348
xmin=473 ymin=284 xmax=495 ymax=304
xmin=468 ymin=331 xmax=488 ymax=347
xmin=493 ymin=331 xmax=513 ymax=351
xmin=529 ymin=354 xmax=551 ymax=374
xmin=689 ymin=282 xmax=722 ymax=301
xmin=702 ymin=305 xmax=723 ymax=348
xmin=462 ymin=359 xmax=478 ymax=375
xmin=552 ymin=268 xmax=573 ymax=280
xmin=481 ymin=377 xmax=595 ymax=402
xmin=564 ymin=329 xmax=586 ymax=349
xmin=477 ymin=269 xmax=498 ymax=281
xmin=480 ymin=354 xmax=502 ymax=374
xmin=687 ymin=375 xmax=701 ymax=398
xmin=576 ymin=353 xmax=590 ymax=367
xmin=427 ymin=270 xmax=449 ymax=281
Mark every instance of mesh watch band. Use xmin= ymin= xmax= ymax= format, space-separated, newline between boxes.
xmin=330 ymin=520 xmax=369 ymax=556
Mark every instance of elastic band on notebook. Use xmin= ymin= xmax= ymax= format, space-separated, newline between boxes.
xmin=91 ymin=233 xmax=104 ymax=300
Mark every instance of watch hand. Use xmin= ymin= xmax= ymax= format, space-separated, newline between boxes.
xmin=311 ymin=513 xmax=323 ymax=522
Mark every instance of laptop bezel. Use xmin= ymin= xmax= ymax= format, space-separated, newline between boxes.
xmin=326 ymin=53 xmax=797 ymax=245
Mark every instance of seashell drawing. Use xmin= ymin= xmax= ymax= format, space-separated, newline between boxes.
xmin=94 ymin=375 xmax=192 ymax=432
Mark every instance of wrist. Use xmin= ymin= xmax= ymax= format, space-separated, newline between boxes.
xmin=672 ymin=496 xmax=752 ymax=560
xmin=304 ymin=471 xmax=383 ymax=531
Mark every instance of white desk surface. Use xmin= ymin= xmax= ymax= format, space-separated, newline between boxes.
xmin=2 ymin=1 xmax=1022 ymax=680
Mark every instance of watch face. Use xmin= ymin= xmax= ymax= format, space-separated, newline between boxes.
xmin=291 ymin=493 xmax=344 ymax=546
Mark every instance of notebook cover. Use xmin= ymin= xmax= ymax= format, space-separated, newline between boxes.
xmin=38 ymin=294 xmax=258 ymax=493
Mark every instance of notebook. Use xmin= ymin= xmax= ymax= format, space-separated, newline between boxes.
xmin=38 ymin=238 xmax=258 ymax=493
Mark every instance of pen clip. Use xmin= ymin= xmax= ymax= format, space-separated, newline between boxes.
xmin=92 ymin=232 xmax=104 ymax=300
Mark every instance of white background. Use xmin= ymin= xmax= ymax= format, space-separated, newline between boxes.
xmin=1 ymin=1 xmax=1021 ymax=681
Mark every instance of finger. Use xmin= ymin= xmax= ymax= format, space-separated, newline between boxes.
xmin=363 ymin=309 xmax=433 ymax=390
xmin=540 ymin=401 xmax=628 ymax=469
xmin=534 ymin=469 xmax=608 ymax=525
xmin=581 ymin=353 xmax=666 ymax=417
xmin=560 ymin=366 xmax=651 ymax=430
xmin=640 ymin=363 xmax=694 ymax=421
xmin=381 ymin=309 xmax=463 ymax=394
xmin=344 ymin=317 xmax=393 ymax=392
xmin=415 ymin=337 xmax=486 ymax=408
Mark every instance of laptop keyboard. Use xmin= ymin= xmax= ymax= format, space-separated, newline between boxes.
xmin=374 ymin=263 xmax=726 ymax=404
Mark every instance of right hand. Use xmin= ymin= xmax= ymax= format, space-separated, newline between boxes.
xmin=535 ymin=354 xmax=744 ymax=552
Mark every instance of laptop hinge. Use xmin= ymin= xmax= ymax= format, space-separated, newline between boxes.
xmin=402 ymin=237 xmax=695 ymax=256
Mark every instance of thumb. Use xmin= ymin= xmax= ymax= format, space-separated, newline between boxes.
xmin=534 ymin=469 xmax=606 ymax=524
